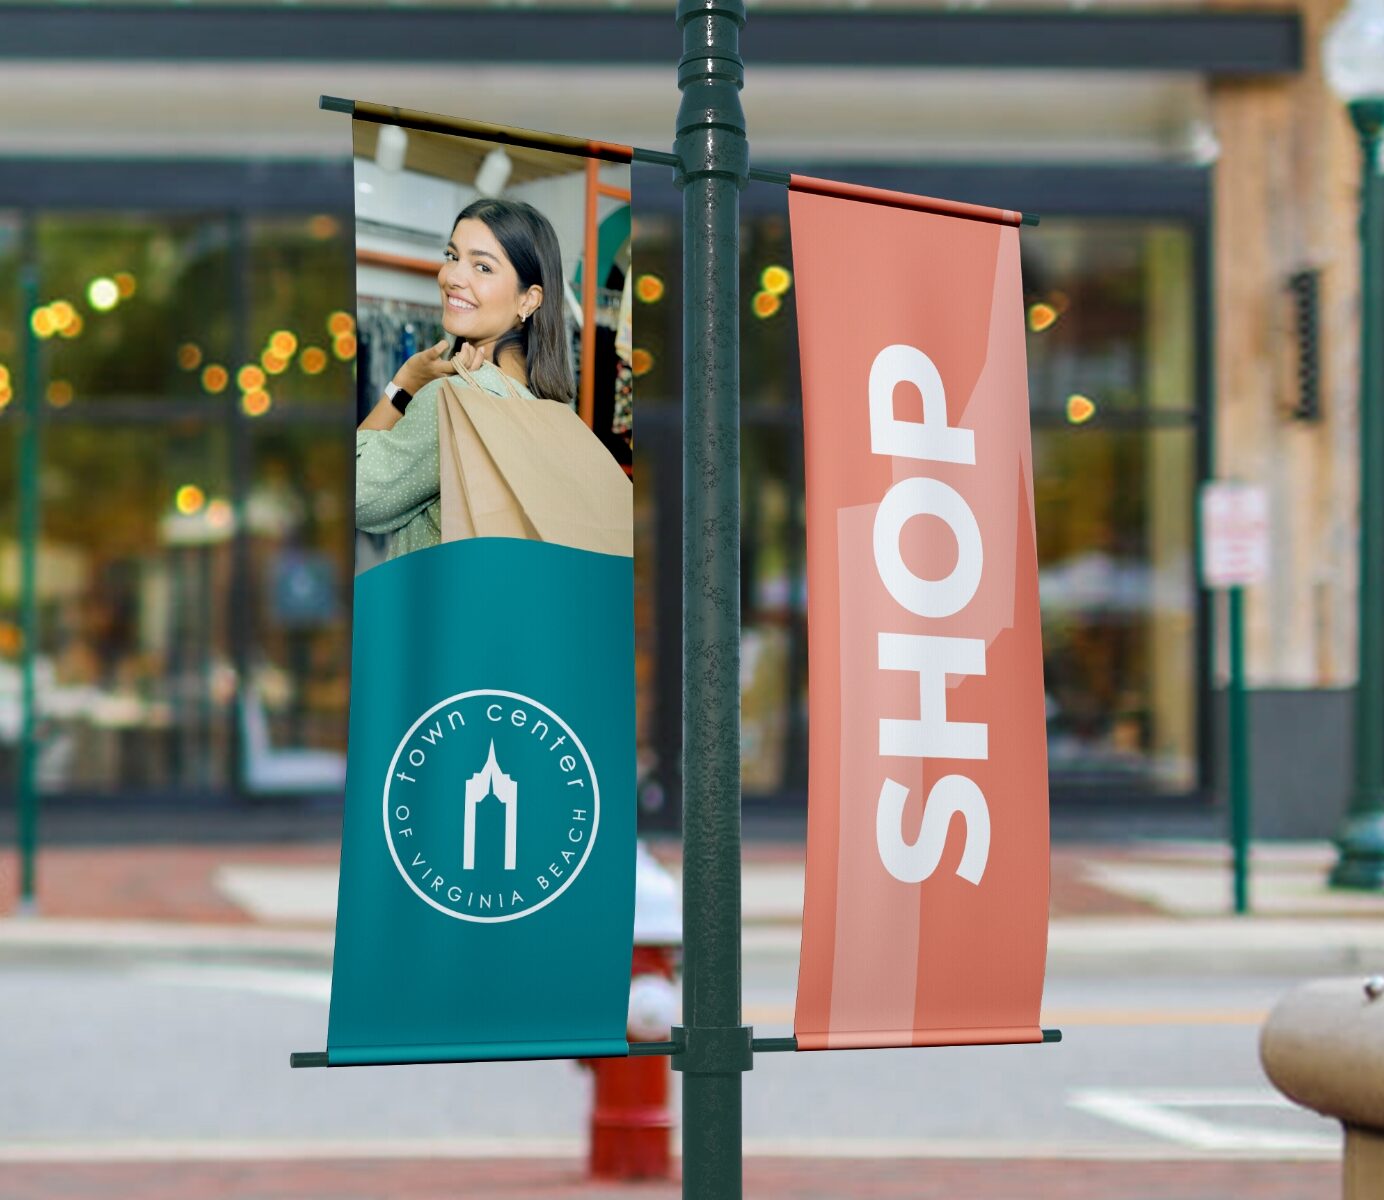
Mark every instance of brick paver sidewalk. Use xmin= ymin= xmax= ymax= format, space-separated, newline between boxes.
xmin=0 ymin=842 xmax=1160 ymax=922
xmin=0 ymin=1157 xmax=1339 ymax=1199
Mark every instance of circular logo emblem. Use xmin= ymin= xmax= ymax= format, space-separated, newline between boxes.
xmin=383 ymin=690 xmax=599 ymax=923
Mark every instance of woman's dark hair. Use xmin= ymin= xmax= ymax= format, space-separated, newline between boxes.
xmin=451 ymin=197 xmax=574 ymax=404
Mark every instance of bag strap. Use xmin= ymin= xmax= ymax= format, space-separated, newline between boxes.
xmin=450 ymin=358 xmax=527 ymax=401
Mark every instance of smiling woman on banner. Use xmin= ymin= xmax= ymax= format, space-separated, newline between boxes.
xmin=355 ymin=198 xmax=576 ymax=560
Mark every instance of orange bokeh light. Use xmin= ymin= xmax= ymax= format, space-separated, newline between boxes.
xmin=1027 ymin=303 xmax=1059 ymax=333
xmin=237 ymin=364 xmax=266 ymax=392
xmin=760 ymin=265 xmax=792 ymax=295
xmin=299 ymin=346 xmax=328 ymax=375
xmin=308 ymin=215 xmax=340 ymax=240
xmin=175 ymin=484 xmax=206 ymax=515
xmin=1066 ymin=394 xmax=1097 ymax=424
xmin=46 ymin=380 xmax=74 ymax=407
xmin=114 ymin=272 xmax=137 ymax=298
xmin=752 ymin=290 xmax=781 ymax=319
xmin=261 ymin=351 xmax=289 ymax=376
xmin=635 ymin=274 xmax=665 ymax=304
xmin=333 ymin=333 xmax=357 ymax=361
xmin=177 ymin=343 xmax=203 ymax=371
xmin=327 ymin=311 xmax=355 ymax=337
xmin=269 ymin=330 xmax=299 ymax=358
xmin=631 ymin=348 xmax=654 ymax=377
xmin=202 ymin=365 xmax=230 ymax=394
xmin=241 ymin=389 xmax=272 ymax=417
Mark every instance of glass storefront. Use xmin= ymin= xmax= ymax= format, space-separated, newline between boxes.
xmin=1 ymin=209 xmax=353 ymax=799
xmin=1 ymin=185 xmax=1202 ymax=811
xmin=632 ymin=206 xmax=1202 ymax=811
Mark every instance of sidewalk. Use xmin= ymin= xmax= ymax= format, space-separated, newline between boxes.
xmin=2 ymin=837 xmax=1382 ymax=975
xmin=0 ymin=1156 xmax=1341 ymax=1200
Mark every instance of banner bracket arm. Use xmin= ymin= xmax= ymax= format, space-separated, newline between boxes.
xmin=290 ymin=1051 xmax=329 ymax=1068
xmin=313 ymin=112 xmax=1039 ymax=226
xmin=630 ymin=1030 xmax=1061 ymax=1056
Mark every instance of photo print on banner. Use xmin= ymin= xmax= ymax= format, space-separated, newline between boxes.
xmin=327 ymin=106 xmax=639 ymax=1067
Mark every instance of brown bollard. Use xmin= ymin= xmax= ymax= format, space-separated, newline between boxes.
xmin=1260 ymin=976 xmax=1384 ymax=1198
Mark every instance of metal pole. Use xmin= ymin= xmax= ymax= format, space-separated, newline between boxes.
xmin=1228 ymin=586 xmax=1250 ymax=914
xmin=1331 ymin=99 xmax=1384 ymax=889
xmin=16 ymin=254 xmax=41 ymax=914
xmin=672 ymin=0 xmax=752 ymax=1194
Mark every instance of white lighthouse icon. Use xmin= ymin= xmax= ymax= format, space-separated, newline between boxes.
xmin=463 ymin=740 xmax=517 ymax=871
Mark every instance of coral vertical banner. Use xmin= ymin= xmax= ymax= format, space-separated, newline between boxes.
xmin=790 ymin=182 xmax=1049 ymax=1051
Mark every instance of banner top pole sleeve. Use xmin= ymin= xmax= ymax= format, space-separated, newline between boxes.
xmin=323 ymin=95 xmax=633 ymax=164
xmin=789 ymin=172 xmax=1034 ymax=227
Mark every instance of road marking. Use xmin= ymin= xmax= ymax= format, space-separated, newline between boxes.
xmin=1070 ymin=1088 xmax=1338 ymax=1154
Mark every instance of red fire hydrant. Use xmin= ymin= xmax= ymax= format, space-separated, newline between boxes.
xmin=581 ymin=842 xmax=681 ymax=1181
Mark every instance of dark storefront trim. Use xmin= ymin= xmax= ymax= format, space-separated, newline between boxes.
xmin=0 ymin=6 xmax=1301 ymax=73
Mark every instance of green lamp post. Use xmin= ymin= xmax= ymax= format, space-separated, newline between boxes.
xmin=1327 ymin=0 xmax=1384 ymax=888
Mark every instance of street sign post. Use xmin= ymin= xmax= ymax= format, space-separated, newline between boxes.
xmin=1200 ymin=482 xmax=1270 ymax=915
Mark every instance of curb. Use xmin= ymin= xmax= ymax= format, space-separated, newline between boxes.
xmin=5 ymin=916 xmax=1384 ymax=976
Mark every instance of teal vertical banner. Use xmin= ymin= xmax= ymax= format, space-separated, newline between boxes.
xmin=327 ymin=538 xmax=635 ymax=1065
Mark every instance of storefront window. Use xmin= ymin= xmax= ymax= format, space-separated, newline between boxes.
xmin=1026 ymin=220 xmax=1199 ymax=792
xmin=245 ymin=428 xmax=351 ymax=782
xmin=34 ymin=214 xmax=235 ymax=406
xmin=248 ymin=215 xmax=354 ymax=411
xmin=35 ymin=425 xmax=233 ymax=793
xmin=0 ymin=208 xmax=353 ymax=802
xmin=631 ymin=207 xmax=1201 ymax=805
xmin=1 ymin=211 xmax=27 ymax=793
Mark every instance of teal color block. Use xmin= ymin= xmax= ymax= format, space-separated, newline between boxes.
xmin=327 ymin=539 xmax=635 ymax=1065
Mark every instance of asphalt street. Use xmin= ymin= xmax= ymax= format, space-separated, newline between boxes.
xmin=1 ymin=954 xmax=1338 ymax=1163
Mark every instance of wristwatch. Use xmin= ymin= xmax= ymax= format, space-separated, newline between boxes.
xmin=385 ymin=381 xmax=413 ymax=414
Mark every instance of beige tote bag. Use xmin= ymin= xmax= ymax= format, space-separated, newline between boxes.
xmin=438 ymin=364 xmax=633 ymax=558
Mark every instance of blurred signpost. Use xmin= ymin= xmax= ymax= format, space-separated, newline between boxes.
xmin=1200 ymin=481 xmax=1270 ymax=914
xmin=16 ymin=261 xmax=41 ymax=916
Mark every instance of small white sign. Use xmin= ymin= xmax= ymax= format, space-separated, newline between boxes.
xmin=1200 ymin=482 xmax=1270 ymax=588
